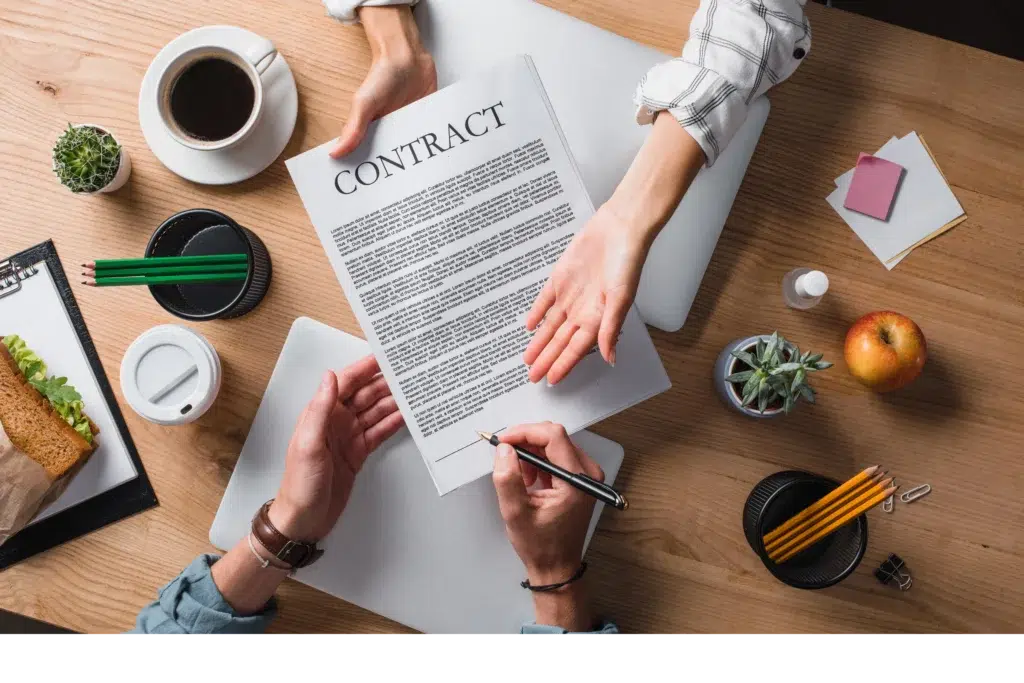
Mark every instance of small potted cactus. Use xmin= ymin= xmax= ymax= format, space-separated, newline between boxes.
xmin=714 ymin=331 xmax=832 ymax=418
xmin=52 ymin=123 xmax=131 ymax=194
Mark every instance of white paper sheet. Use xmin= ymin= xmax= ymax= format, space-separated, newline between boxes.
xmin=828 ymin=132 xmax=963 ymax=268
xmin=287 ymin=56 xmax=669 ymax=494
xmin=0 ymin=261 xmax=138 ymax=522
xmin=831 ymin=136 xmax=907 ymax=268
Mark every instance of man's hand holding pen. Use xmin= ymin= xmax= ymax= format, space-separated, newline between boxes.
xmin=492 ymin=422 xmax=605 ymax=632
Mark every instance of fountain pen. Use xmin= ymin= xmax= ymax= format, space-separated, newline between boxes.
xmin=477 ymin=430 xmax=628 ymax=511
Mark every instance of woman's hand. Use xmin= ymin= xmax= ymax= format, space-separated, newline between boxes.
xmin=269 ymin=355 xmax=404 ymax=541
xmin=523 ymin=204 xmax=649 ymax=385
xmin=492 ymin=422 xmax=604 ymax=631
xmin=330 ymin=6 xmax=437 ymax=158
xmin=523 ymin=113 xmax=707 ymax=384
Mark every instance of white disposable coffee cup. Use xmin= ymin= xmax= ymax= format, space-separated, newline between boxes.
xmin=156 ymin=37 xmax=278 ymax=151
xmin=121 ymin=325 xmax=222 ymax=426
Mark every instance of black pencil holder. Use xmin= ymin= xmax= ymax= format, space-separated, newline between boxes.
xmin=146 ymin=209 xmax=272 ymax=320
xmin=743 ymin=470 xmax=868 ymax=589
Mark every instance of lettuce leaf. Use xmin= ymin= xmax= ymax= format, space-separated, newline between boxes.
xmin=3 ymin=335 xmax=94 ymax=443
xmin=3 ymin=334 xmax=47 ymax=380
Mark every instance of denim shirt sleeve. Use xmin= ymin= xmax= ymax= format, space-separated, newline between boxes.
xmin=129 ymin=554 xmax=277 ymax=634
xmin=130 ymin=554 xmax=613 ymax=634
xmin=520 ymin=622 xmax=614 ymax=638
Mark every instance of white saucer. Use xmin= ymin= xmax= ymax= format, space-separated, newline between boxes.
xmin=139 ymin=25 xmax=298 ymax=185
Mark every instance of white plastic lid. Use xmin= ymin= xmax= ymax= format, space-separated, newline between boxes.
xmin=796 ymin=270 xmax=829 ymax=298
xmin=120 ymin=325 xmax=221 ymax=425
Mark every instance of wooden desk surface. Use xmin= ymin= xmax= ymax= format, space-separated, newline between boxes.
xmin=2 ymin=0 xmax=1023 ymax=633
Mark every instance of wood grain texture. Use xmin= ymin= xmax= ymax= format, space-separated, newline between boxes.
xmin=1 ymin=0 xmax=1023 ymax=633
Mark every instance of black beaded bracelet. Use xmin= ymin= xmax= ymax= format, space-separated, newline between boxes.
xmin=520 ymin=562 xmax=588 ymax=592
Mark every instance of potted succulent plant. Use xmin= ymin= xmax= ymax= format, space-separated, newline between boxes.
xmin=714 ymin=331 xmax=832 ymax=418
xmin=52 ymin=123 xmax=131 ymax=194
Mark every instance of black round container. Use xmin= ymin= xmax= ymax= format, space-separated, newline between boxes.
xmin=146 ymin=209 xmax=272 ymax=320
xmin=743 ymin=470 xmax=868 ymax=589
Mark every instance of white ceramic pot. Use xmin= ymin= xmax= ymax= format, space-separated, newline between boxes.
xmin=713 ymin=335 xmax=797 ymax=419
xmin=56 ymin=123 xmax=132 ymax=194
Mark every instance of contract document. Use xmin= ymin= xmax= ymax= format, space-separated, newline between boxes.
xmin=287 ymin=55 xmax=669 ymax=494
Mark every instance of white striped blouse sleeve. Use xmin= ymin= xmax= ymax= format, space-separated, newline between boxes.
xmin=634 ymin=0 xmax=811 ymax=166
xmin=322 ymin=0 xmax=419 ymax=25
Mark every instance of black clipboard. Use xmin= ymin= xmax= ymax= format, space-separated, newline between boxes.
xmin=0 ymin=240 xmax=157 ymax=569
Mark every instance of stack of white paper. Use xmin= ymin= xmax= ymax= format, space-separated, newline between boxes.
xmin=827 ymin=132 xmax=965 ymax=269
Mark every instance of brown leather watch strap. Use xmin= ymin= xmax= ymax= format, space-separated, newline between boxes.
xmin=250 ymin=500 xmax=323 ymax=570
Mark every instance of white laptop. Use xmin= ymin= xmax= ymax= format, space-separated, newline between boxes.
xmin=210 ymin=318 xmax=625 ymax=633
xmin=418 ymin=0 xmax=769 ymax=332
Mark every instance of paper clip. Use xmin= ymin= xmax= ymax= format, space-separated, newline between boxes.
xmin=882 ymin=479 xmax=896 ymax=513
xmin=900 ymin=484 xmax=931 ymax=504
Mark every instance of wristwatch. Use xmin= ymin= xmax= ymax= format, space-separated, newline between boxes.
xmin=250 ymin=500 xmax=324 ymax=569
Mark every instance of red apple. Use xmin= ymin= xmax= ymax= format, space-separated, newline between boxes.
xmin=844 ymin=311 xmax=927 ymax=392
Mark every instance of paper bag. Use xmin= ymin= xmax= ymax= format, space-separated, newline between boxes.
xmin=0 ymin=420 xmax=75 ymax=546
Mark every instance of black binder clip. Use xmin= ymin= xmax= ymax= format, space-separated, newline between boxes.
xmin=875 ymin=553 xmax=912 ymax=591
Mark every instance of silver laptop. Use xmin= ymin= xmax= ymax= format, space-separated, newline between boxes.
xmin=418 ymin=0 xmax=769 ymax=332
xmin=209 ymin=318 xmax=625 ymax=633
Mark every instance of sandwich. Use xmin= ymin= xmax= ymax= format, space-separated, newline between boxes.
xmin=0 ymin=335 xmax=97 ymax=480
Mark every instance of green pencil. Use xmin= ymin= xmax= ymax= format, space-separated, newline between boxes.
xmin=82 ymin=273 xmax=248 ymax=287
xmin=83 ymin=263 xmax=249 ymax=278
xmin=85 ymin=253 xmax=248 ymax=270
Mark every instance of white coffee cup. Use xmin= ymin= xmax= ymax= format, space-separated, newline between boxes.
xmin=156 ymin=37 xmax=277 ymax=151
xmin=120 ymin=325 xmax=223 ymax=426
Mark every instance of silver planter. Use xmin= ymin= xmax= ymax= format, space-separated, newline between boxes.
xmin=714 ymin=335 xmax=796 ymax=419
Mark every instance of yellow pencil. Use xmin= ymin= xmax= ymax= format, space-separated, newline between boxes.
xmin=764 ymin=472 xmax=886 ymax=554
xmin=769 ymin=477 xmax=893 ymax=561
xmin=773 ymin=484 xmax=897 ymax=564
xmin=762 ymin=466 xmax=879 ymax=545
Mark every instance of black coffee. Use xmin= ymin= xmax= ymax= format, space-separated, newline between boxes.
xmin=170 ymin=57 xmax=255 ymax=142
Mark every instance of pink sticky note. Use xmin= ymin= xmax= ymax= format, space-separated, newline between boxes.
xmin=843 ymin=153 xmax=905 ymax=221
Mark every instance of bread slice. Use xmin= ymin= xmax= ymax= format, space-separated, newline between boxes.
xmin=0 ymin=344 xmax=95 ymax=479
